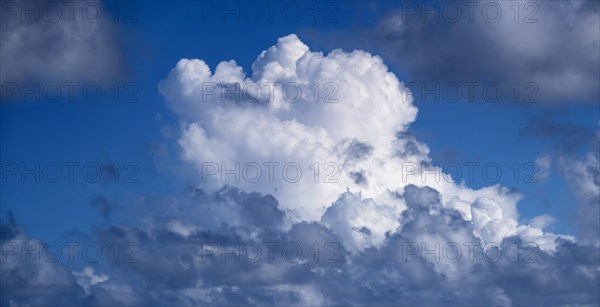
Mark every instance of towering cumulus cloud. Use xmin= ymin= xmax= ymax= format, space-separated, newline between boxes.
xmin=159 ymin=34 xmax=572 ymax=252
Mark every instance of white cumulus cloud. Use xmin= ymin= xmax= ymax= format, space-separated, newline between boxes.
xmin=159 ymin=34 xmax=570 ymax=252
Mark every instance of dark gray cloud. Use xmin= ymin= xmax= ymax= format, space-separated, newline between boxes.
xmin=349 ymin=171 xmax=367 ymax=185
xmin=0 ymin=0 xmax=126 ymax=91
xmin=1 ymin=185 xmax=598 ymax=306
xmin=372 ymin=0 xmax=599 ymax=104
xmin=342 ymin=140 xmax=374 ymax=163
xmin=90 ymin=196 xmax=117 ymax=220
xmin=564 ymin=148 xmax=600 ymax=247
xmin=0 ymin=221 xmax=85 ymax=306
xmin=520 ymin=111 xmax=597 ymax=154
xmin=213 ymin=187 xmax=285 ymax=230
xmin=520 ymin=112 xmax=599 ymax=246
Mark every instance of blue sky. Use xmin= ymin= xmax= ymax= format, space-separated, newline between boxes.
xmin=1 ymin=0 xmax=599 ymax=306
